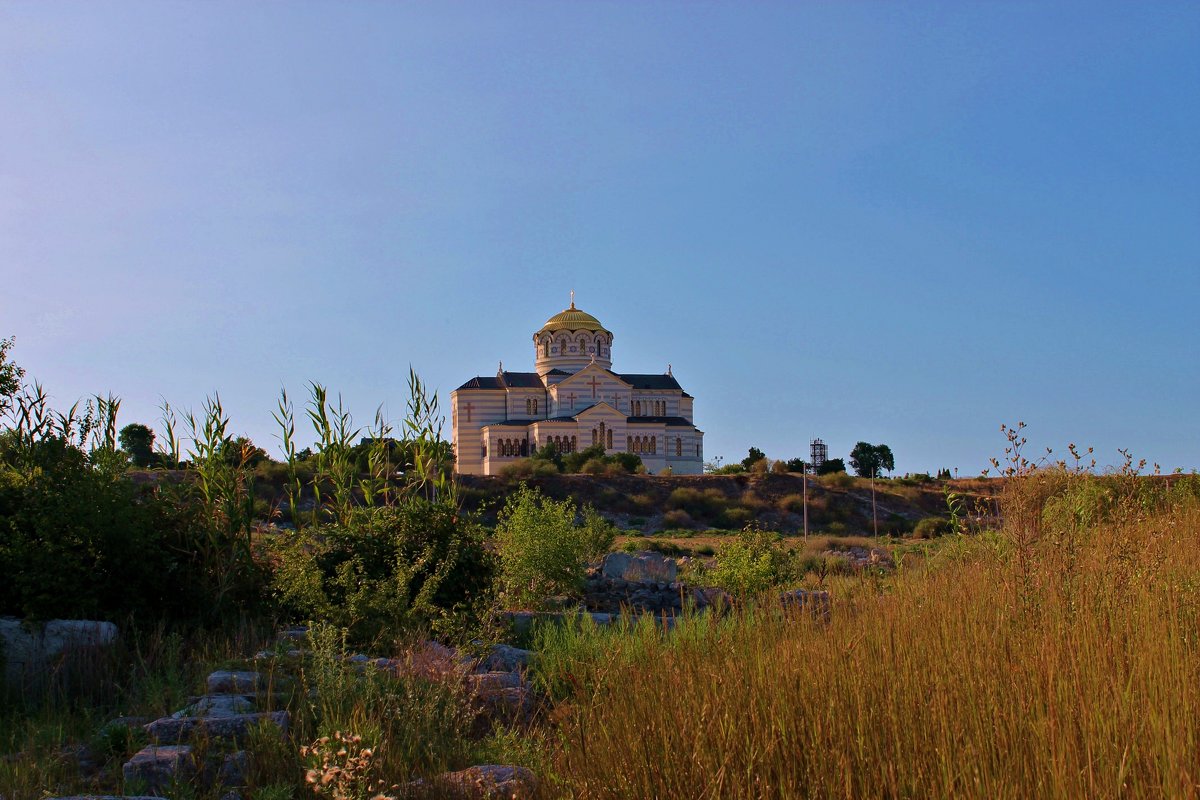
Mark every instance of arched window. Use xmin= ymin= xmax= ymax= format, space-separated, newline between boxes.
xmin=651 ymin=436 xmax=657 ymax=455
xmin=525 ymin=398 xmax=532 ymax=415
xmin=592 ymin=428 xmax=598 ymax=446
xmin=676 ymin=437 xmax=682 ymax=457
xmin=570 ymin=435 xmax=577 ymax=452
xmin=532 ymin=399 xmax=538 ymax=415
xmin=634 ymin=401 xmax=641 ymax=416
xmin=598 ymin=422 xmax=606 ymax=451
xmin=543 ymin=339 xmax=550 ymax=357
xmin=607 ymin=429 xmax=613 ymax=450
xmin=696 ymin=444 xmax=701 ymax=458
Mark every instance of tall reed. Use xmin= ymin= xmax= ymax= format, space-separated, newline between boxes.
xmin=538 ymin=471 xmax=1200 ymax=799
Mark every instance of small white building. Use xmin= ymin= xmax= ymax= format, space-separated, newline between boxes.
xmin=451 ymin=301 xmax=704 ymax=475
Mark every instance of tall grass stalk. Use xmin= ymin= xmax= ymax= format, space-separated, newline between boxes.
xmin=539 ymin=473 xmax=1200 ymax=799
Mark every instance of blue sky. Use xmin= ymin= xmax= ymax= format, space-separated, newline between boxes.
xmin=2 ymin=2 xmax=1197 ymax=475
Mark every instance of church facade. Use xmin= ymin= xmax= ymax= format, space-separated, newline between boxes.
xmin=451 ymin=302 xmax=704 ymax=475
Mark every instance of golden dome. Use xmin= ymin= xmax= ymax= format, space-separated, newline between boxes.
xmin=538 ymin=302 xmax=610 ymax=334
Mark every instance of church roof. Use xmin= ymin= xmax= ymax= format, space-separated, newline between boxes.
xmin=627 ymin=415 xmax=696 ymax=427
xmin=538 ymin=303 xmax=610 ymax=334
xmin=456 ymin=376 xmax=501 ymax=390
xmin=456 ymin=371 xmax=545 ymax=391
xmin=618 ymin=373 xmax=683 ymax=391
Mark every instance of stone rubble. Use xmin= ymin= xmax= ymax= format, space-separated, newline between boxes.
xmin=122 ymin=745 xmax=195 ymax=795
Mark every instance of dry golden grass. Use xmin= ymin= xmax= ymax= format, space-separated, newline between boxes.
xmin=538 ymin=473 xmax=1200 ymax=799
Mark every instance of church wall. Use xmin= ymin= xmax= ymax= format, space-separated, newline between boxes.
xmin=451 ymin=388 xmax=506 ymax=475
xmin=505 ymin=388 xmax=548 ymax=420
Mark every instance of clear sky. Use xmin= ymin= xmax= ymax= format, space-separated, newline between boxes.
xmin=2 ymin=2 xmax=1197 ymax=475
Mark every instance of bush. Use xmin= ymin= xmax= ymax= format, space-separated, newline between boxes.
xmin=709 ymin=525 xmax=796 ymax=597
xmin=778 ymin=493 xmax=806 ymax=514
xmin=270 ymin=498 xmax=495 ymax=643
xmin=661 ymin=508 xmax=694 ymax=529
xmin=500 ymin=457 xmax=560 ymax=479
xmin=667 ymin=487 xmax=728 ymax=520
xmin=819 ymin=470 xmax=854 ymax=489
xmin=0 ymin=434 xmax=262 ymax=622
xmin=913 ymin=517 xmax=952 ymax=539
xmin=494 ymin=484 xmax=599 ymax=607
xmin=562 ymin=445 xmax=642 ymax=475
xmin=721 ymin=507 xmax=754 ymax=528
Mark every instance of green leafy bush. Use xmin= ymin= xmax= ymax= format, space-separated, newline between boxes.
xmin=709 ymin=525 xmax=797 ymax=597
xmin=494 ymin=485 xmax=601 ymax=607
xmin=913 ymin=517 xmax=952 ymax=539
xmin=0 ymin=434 xmax=261 ymax=622
xmin=270 ymin=498 xmax=495 ymax=644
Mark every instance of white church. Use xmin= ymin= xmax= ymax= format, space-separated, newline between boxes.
xmin=451 ymin=300 xmax=704 ymax=475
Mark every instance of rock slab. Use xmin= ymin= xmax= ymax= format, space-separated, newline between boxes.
xmin=205 ymin=670 xmax=267 ymax=694
xmin=145 ymin=710 xmax=289 ymax=744
xmin=1 ymin=618 xmax=118 ymax=683
xmin=123 ymin=745 xmax=195 ymax=794
xmin=601 ymin=551 xmax=677 ymax=583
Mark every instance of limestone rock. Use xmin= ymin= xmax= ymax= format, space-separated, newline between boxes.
xmin=601 ymin=551 xmax=677 ymax=583
xmin=467 ymin=671 xmax=524 ymax=694
xmin=145 ymin=710 xmax=289 ymax=745
xmin=1 ymin=618 xmax=118 ymax=683
xmin=431 ymin=765 xmax=538 ymax=799
xmin=217 ymin=750 xmax=249 ymax=788
xmin=780 ymin=589 xmax=832 ymax=620
xmin=691 ymin=586 xmax=732 ymax=609
xmin=480 ymin=644 xmax=532 ymax=673
xmin=205 ymin=670 xmax=266 ymax=694
xmin=172 ymin=694 xmax=256 ymax=719
xmin=123 ymin=745 xmax=195 ymax=795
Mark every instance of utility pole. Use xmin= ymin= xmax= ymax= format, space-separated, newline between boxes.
xmin=802 ymin=461 xmax=809 ymax=540
xmin=871 ymin=467 xmax=879 ymax=537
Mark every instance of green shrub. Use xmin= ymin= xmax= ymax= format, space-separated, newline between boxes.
xmin=499 ymin=457 xmax=560 ymax=479
xmin=0 ymin=434 xmax=262 ymax=622
xmin=819 ymin=470 xmax=854 ymax=489
xmin=579 ymin=506 xmax=618 ymax=557
xmin=270 ymin=498 xmax=495 ymax=643
xmin=721 ymin=507 xmax=754 ymax=527
xmin=645 ymin=540 xmax=683 ymax=556
xmin=708 ymin=525 xmax=797 ymax=597
xmin=661 ymin=508 xmax=694 ymax=529
xmin=913 ymin=517 xmax=952 ymax=539
xmin=778 ymin=493 xmax=806 ymax=514
xmin=695 ymin=544 xmax=716 ymax=556
xmin=494 ymin=484 xmax=598 ymax=608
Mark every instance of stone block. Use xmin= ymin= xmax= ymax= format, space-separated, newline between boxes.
xmin=123 ymin=745 xmax=195 ymax=795
xmin=601 ymin=551 xmax=677 ymax=583
xmin=205 ymin=670 xmax=266 ymax=694
xmin=480 ymin=644 xmax=532 ymax=673
xmin=172 ymin=694 xmax=256 ymax=719
xmin=145 ymin=710 xmax=289 ymax=745
xmin=419 ymin=765 xmax=538 ymax=799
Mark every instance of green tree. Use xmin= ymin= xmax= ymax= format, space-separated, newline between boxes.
xmin=850 ymin=442 xmax=895 ymax=478
xmin=494 ymin=484 xmax=597 ymax=606
xmin=741 ymin=447 xmax=766 ymax=470
xmin=816 ymin=458 xmax=846 ymax=475
xmin=785 ymin=457 xmax=807 ymax=473
xmin=0 ymin=337 xmax=25 ymax=415
xmin=218 ymin=435 xmax=269 ymax=468
xmin=118 ymin=423 xmax=156 ymax=468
